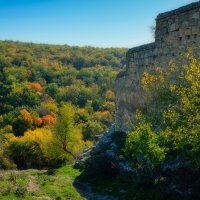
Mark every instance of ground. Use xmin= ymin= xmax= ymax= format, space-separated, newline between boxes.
xmin=0 ymin=165 xmax=84 ymax=200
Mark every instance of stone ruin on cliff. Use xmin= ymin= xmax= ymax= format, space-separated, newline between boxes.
xmin=115 ymin=1 xmax=200 ymax=132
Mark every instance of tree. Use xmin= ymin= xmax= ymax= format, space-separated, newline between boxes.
xmin=82 ymin=121 xmax=105 ymax=141
xmin=52 ymin=103 xmax=80 ymax=160
xmin=42 ymin=114 xmax=55 ymax=125
xmin=29 ymin=82 xmax=43 ymax=93
xmin=45 ymin=83 xmax=62 ymax=102
xmin=12 ymin=109 xmax=42 ymax=136
xmin=124 ymin=123 xmax=165 ymax=169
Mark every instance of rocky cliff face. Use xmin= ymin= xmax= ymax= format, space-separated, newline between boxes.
xmin=115 ymin=1 xmax=200 ymax=132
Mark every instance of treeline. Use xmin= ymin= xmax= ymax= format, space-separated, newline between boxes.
xmin=0 ymin=41 xmax=126 ymax=69
xmin=0 ymin=40 xmax=126 ymax=169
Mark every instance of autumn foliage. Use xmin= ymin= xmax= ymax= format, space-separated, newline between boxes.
xmin=42 ymin=114 xmax=56 ymax=125
xmin=29 ymin=82 xmax=43 ymax=93
xmin=0 ymin=40 xmax=121 ymax=169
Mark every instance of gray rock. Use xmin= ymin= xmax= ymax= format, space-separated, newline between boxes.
xmin=74 ymin=124 xmax=132 ymax=174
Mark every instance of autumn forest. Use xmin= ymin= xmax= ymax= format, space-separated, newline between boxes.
xmin=0 ymin=40 xmax=126 ymax=169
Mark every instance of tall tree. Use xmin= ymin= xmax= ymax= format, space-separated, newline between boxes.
xmin=53 ymin=103 xmax=77 ymax=159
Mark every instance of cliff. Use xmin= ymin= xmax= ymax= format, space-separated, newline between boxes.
xmin=115 ymin=1 xmax=200 ymax=132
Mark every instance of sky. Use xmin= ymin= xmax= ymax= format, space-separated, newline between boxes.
xmin=0 ymin=0 xmax=197 ymax=48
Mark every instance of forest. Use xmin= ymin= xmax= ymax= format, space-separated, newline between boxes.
xmin=0 ymin=40 xmax=126 ymax=169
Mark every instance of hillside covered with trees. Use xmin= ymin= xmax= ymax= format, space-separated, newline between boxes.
xmin=0 ymin=40 xmax=127 ymax=169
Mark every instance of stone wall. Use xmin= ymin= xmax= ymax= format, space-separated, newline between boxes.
xmin=115 ymin=1 xmax=200 ymax=132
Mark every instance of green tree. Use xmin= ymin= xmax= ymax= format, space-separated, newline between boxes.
xmin=83 ymin=121 xmax=105 ymax=141
xmin=124 ymin=122 xmax=166 ymax=169
xmin=45 ymin=83 xmax=62 ymax=102
xmin=53 ymin=103 xmax=80 ymax=160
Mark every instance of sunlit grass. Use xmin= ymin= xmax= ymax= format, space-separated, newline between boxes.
xmin=0 ymin=165 xmax=84 ymax=200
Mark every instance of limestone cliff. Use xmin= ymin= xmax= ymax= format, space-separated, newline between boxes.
xmin=115 ymin=1 xmax=200 ymax=132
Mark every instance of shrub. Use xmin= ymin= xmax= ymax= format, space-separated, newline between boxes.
xmin=124 ymin=123 xmax=166 ymax=169
xmin=82 ymin=121 xmax=105 ymax=141
xmin=0 ymin=148 xmax=16 ymax=169
xmin=9 ymin=140 xmax=45 ymax=168
xmin=7 ymin=128 xmax=55 ymax=168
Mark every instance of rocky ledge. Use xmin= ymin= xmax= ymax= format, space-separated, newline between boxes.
xmin=74 ymin=124 xmax=132 ymax=175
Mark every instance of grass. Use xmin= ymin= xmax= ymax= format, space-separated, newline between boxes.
xmin=0 ymin=165 xmax=85 ymax=200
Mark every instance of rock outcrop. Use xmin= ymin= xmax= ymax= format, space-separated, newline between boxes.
xmin=74 ymin=125 xmax=132 ymax=174
xmin=115 ymin=1 xmax=200 ymax=132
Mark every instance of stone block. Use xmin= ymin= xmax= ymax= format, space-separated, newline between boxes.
xmin=192 ymin=12 xmax=199 ymax=19
xmin=169 ymin=23 xmax=176 ymax=32
xmin=192 ymin=27 xmax=198 ymax=34
xmin=185 ymin=29 xmax=192 ymax=35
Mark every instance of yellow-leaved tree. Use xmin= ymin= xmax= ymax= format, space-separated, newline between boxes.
xmin=52 ymin=103 xmax=84 ymax=162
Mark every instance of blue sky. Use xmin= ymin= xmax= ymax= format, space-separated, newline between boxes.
xmin=0 ymin=0 xmax=196 ymax=47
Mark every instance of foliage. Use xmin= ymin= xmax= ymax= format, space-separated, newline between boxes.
xmin=41 ymin=114 xmax=55 ymax=125
xmin=0 ymin=145 xmax=16 ymax=169
xmin=6 ymin=128 xmax=52 ymax=168
xmin=29 ymin=82 xmax=43 ymax=93
xmin=52 ymin=104 xmax=84 ymax=161
xmin=8 ymin=140 xmax=45 ymax=168
xmin=12 ymin=109 xmax=42 ymax=136
xmin=82 ymin=121 xmax=106 ymax=141
xmin=0 ymin=40 xmax=124 ymax=169
xmin=138 ymin=52 xmax=200 ymax=168
xmin=124 ymin=123 xmax=166 ymax=169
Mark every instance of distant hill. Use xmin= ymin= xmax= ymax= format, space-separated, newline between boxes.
xmin=0 ymin=40 xmax=127 ymax=70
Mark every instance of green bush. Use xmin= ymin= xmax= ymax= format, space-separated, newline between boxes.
xmin=124 ymin=123 xmax=166 ymax=169
xmin=82 ymin=121 xmax=105 ymax=141
xmin=9 ymin=140 xmax=45 ymax=168
xmin=0 ymin=149 xmax=16 ymax=169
